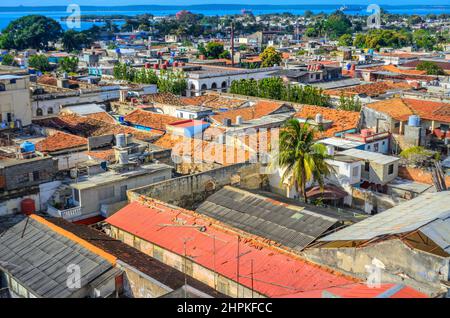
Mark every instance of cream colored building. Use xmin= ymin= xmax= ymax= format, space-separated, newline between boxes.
xmin=0 ymin=68 xmax=32 ymax=128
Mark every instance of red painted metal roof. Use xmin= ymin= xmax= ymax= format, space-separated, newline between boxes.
xmin=282 ymin=283 xmax=427 ymax=298
xmin=106 ymin=201 xmax=357 ymax=297
xmin=106 ymin=201 xmax=427 ymax=298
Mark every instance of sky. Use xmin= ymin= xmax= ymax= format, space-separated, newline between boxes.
xmin=0 ymin=0 xmax=449 ymax=7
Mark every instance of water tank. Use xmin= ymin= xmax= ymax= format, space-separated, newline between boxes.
xmin=21 ymin=198 xmax=35 ymax=215
xmin=118 ymin=150 xmax=129 ymax=165
xmin=315 ymin=113 xmax=323 ymax=124
xmin=236 ymin=116 xmax=243 ymax=125
xmin=153 ymin=63 xmax=159 ymax=69
xmin=20 ymin=141 xmax=35 ymax=153
xmin=116 ymin=133 xmax=127 ymax=148
xmin=408 ymin=115 xmax=421 ymax=127
xmin=118 ymin=116 xmax=125 ymax=123
xmin=70 ymin=169 xmax=78 ymax=179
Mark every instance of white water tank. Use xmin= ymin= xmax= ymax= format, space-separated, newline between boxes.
xmin=118 ymin=150 xmax=128 ymax=165
xmin=315 ymin=113 xmax=323 ymax=124
xmin=116 ymin=134 xmax=127 ymax=148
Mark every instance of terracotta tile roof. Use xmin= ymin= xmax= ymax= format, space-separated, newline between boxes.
xmin=35 ymin=131 xmax=87 ymax=153
xmin=85 ymin=149 xmax=116 ymax=162
xmin=325 ymin=81 xmax=412 ymax=97
xmin=84 ymin=112 xmax=116 ymax=124
xmin=294 ymin=105 xmax=360 ymax=138
xmin=154 ymin=134 xmax=250 ymax=165
xmin=142 ymin=92 xmax=186 ymax=106
xmin=124 ymin=109 xmax=179 ymax=131
xmin=37 ymin=74 xmax=78 ymax=87
xmin=212 ymin=100 xmax=286 ymax=124
xmin=365 ymin=65 xmax=427 ymax=76
xmin=33 ymin=113 xmax=162 ymax=141
xmin=366 ymin=98 xmax=450 ymax=123
xmin=181 ymin=94 xmax=247 ymax=110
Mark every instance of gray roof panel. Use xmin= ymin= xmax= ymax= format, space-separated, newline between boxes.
xmin=196 ymin=186 xmax=338 ymax=251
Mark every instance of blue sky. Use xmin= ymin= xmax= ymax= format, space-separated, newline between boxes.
xmin=1 ymin=1 xmax=449 ymax=6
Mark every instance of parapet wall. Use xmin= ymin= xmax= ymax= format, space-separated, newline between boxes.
xmin=128 ymin=162 xmax=265 ymax=209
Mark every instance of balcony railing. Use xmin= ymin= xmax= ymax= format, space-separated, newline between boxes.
xmin=47 ymin=205 xmax=82 ymax=220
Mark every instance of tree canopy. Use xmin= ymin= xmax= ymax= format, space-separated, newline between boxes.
xmin=259 ymin=46 xmax=282 ymax=68
xmin=28 ymin=54 xmax=51 ymax=72
xmin=0 ymin=15 xmax=62 ymax=50
xmin=416 ymin=61 xmax=446 ymax=75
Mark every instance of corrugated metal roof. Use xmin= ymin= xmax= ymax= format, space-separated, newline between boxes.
xmin=0 ymin=217 xmax=112 ymax=298
xmin=320 ymin=192 xmax=450 ymax=242
xmin=420 ymin=217 xmax=450 ymax=254
xmin=196 ymin=186 xmax=338 ymax=251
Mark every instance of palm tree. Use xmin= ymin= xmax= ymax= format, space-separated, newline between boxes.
xmin=276 ymin=118 xmax=331 ymax=203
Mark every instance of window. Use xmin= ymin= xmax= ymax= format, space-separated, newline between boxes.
xmin=32 ymin=171 xmax=40 ymax=181
xmin=180 ymin=113 xmax=184 ymax=118
xmin=0 ymin=83 xmax=5 ymax=91
xmin=98 ymin=186 xmax=114 ymax=201
xmin=73 ymin=189 xmax=80 ymax=202
xmin=352 ymin=166 xmax=359 ymax=177
xmin=47 ymin=107 xmax=53 ymax=115
xmin=18 ymin=173 xmax=30 ymax=183
xmin=120 ymin=185 xmax=127 ymax=201
xmin=36 ymin=108 xmax=43 ymax=117
xmin=394 ymin=122 xmax=400 ymax=128
xmin=388 ymin=164 xmax=394 ymax=175
xmin=153 ymin=246 xmax=164 ymax=261
xmin=364 ymin=162 xmax=370 ymax=172
xmin=382 ymin=141 xmax=386 ymax=145
xmin=10 ymin=79 xmax=16 ymax=84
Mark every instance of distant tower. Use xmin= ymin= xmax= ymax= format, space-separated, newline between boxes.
xmin=231 ymin=22 xmax=235 ymax=67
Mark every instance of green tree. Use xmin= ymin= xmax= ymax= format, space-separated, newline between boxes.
xmin=259 ymin=46 xmax=282 ymax=68
xmin=337 ymin=93 xmax=362 ymax=112
xmin=62 ymin=30 xmax=89 ymax=52
xmin=338 ymin=34 xmax=353 ymax=47
xmin=157 ymin=70 xmax=187 ymax=95
xmin=59 ymin=56 xmax=79 ymax=73
xmin=416 ymin=61 xmax=445 ymax=75
xmin=304 ymin=28 xmax=318 ymax=38
xmin=1 ymin=54 xmax=15 ymax=66
xmin=205 ymin=42 xmax=224 ymax=59
xmin=0 ymin=15 xmax=62 ymax=50
xmin=276 ymin=118 xmax=331 ymax=202
xmin=28 ymin=54 xmax=51 ymax=72
xmin=413 ymin=30 xmax=436 ymax=50
xmin=324 ymin=11 xmax=352 ymax=39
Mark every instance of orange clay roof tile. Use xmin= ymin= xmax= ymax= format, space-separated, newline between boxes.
xmin=35 ymin=131 xmax=87 ymax=153
xmin=294 ymin=105 xmax=360 ymax=138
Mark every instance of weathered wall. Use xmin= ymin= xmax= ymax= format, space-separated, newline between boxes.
xmin=304 ymin=239 xmax=449 ymax=296
xmin=129 ymin=163 xmax=265 ymax=210
xmin=398 ymin=166 xmax=450 ymax=188
xmin=117 ymin=260 xmax=172 ymax=298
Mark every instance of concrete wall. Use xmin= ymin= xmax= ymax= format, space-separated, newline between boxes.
xmin=361 ymin=160 xmax=398 ymax=185
xmin=116 ymin=260 xmax=172 ymax=298
xmin=0 ymin=76 xmax=32 ymax=126
xmin=76 ymin=169 xmax=172 ymax=218
xmin=1 ymin=157 xmax=57 ymax=191
xmin=304 ymin=239 xmax=449 ymax=297
xmin=129 ymin=162 xmax=264 ymax=209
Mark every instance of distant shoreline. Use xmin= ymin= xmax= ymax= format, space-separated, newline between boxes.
xmin=0 ymin=4 xmax=449 ymax=13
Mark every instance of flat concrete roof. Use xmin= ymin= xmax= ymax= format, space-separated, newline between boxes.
xmin=339 ymin=149 xmax=400 ymax=165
